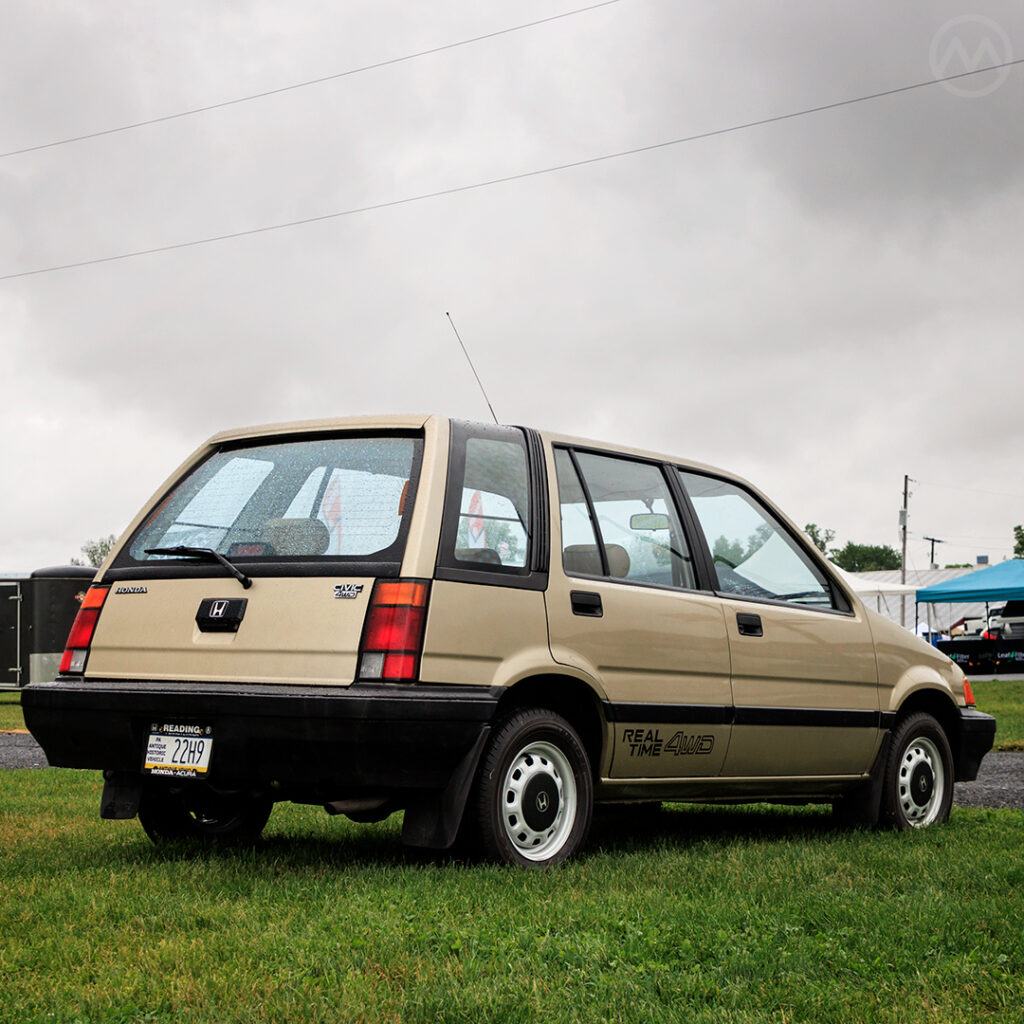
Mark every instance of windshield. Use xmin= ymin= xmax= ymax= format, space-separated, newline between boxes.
xmin=126 ymin=434 xmax=420 ymax=562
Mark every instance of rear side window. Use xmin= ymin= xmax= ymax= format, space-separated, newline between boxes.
xmin=556 ymin=448 xmax=696 ymax=589
xmin=125 ymin=435 xmax=420 ymax=563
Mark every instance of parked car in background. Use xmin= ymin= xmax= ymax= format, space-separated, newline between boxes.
xmin=23 ymin=416 xmax=996 ymax=867
xmin=995 ymin=601 xmax=1024 ymax=640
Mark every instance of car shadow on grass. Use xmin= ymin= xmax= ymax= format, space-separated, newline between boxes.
xmin=587 ymin=801 xmax=849 ymax=857
xmin=103 ymin=802 xmax=867 ymax=872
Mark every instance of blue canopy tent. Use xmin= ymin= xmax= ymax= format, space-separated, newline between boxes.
xmin=919 ymin=560 xmax=1024 ymax=673
xmin=916 ymin=559 xmax=1024 ymax=606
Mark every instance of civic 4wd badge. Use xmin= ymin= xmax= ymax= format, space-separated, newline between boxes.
xmin=334 ymin=584 xmax=364 ymax=600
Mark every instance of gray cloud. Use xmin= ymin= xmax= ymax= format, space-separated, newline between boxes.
xmin=2 ymin=0 xmax=1022 ymax=572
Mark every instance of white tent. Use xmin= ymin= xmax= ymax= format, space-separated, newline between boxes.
xmin=828 ymin=564 xmax=917 ymax=599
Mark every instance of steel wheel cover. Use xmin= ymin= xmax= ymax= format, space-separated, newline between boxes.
xmin=500 ymin=740 xmax=578 ymax=861
xmin=898 ymin=735 xmax=946 ymax=827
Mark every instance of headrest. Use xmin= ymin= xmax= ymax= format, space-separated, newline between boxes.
xmin=260 ymin=517 xmax=330 ymax=556
xmin=605 ymin=543 xmax=630 ymax=579
xmin=455 ymin=547 xmax=502 ymax=566
xmin=563 ymin=544 xmax=602 ymax=576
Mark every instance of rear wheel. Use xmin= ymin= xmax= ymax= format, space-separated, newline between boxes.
xmin=138 ymin=782 xmax=273 ymax=845
xmin=473 ymin=709 xmax=593 ymax=867
xmin=880 ymin=712 xmax=954 ymax=829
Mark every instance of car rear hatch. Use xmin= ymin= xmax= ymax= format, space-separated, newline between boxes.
xmin=81 ymin=426 xmax=426 ymax=687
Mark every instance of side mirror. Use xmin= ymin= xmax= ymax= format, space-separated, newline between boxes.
xmin=630 ymin=513 xmax=670 ymax=531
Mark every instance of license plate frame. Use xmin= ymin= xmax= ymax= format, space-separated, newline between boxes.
xmin=143 ymin=724 xmax=213 ymax=777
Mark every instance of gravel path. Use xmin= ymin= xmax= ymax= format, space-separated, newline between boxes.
xmin=2 ymin=731 xmax=1021 ymax=809
xmin=0 ymin=732 xmax=50 ymax=770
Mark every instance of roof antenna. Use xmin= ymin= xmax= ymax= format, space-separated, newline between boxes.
xmin=446 ymin=312 xmax=499 ymax=425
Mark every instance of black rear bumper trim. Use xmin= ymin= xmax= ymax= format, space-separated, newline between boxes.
xmin=22 ymin=679 xmax=501 ymax=797
xmin=955 ymin=707 xmax=997 ymax=782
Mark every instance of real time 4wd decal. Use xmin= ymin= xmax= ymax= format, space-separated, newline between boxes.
xmin=621 ymin=727 xmax=715 ymax=758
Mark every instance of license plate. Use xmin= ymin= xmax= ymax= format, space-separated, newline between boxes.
xmin=144 ymin=724 xmax=213 ymax=777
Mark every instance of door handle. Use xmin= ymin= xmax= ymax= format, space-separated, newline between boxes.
xmin=736 ymin=612 xmax=763 ymax=637
xmin=571 ymin=591 xmax=603 ymax=617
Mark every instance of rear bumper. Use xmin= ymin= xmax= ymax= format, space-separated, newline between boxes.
xmin=956 ymin=707 xmax=997 ymax=782
xmin=22 ymin=678 xmax=500 ymax=800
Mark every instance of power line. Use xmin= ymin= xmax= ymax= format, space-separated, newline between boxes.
xmin=0 ymin=1 xmax=622 ymax=160
xmin=914 ymin=478 xmax=1024 ymax=502
xmin=2 ymin=56 xmax=1021 ymax=283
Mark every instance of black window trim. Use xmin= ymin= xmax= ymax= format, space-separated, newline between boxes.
xmin=106 ymin=428 xmax=425 ymax=582
xmin=433 ymin=420 xmax=549 ymax=592
xmin=673 ymin=465 xmax=855 ymax=616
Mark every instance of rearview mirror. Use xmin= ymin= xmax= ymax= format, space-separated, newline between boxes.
xmin=630 ymin=513 xmax=670 ymax=531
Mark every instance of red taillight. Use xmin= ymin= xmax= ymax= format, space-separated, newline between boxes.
xmin=963 ymin=679 xmax=976 ymax=707
xmin=357 ymin=579 xmax=430 ymax=683
xmin=59 ymin=585 xmax=109 ymax=674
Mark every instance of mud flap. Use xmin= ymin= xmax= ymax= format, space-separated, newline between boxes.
xmin=402 ymin=727 xmax=490 ymax=849
xmin=834 ymin=734 xmax=891 ymax=828
xmin=100 ymin=771 xmax=144 ymax=820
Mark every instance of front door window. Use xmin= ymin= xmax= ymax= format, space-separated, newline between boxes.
xmin=678 ymin=472 xmax=832 ymax=607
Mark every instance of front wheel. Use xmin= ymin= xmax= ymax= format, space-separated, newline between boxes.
xmin=472 ymin=709 xmax=593 ymax=867
xmin=880 ymin=712 xmax=954 ymax=829
xmin=138 ymin=782 xmax=273 ymax=846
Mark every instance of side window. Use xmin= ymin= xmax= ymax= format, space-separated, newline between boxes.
xmin=554 ymin=449 xmax=601 ymax=575
xmin=451 ymin=435 xmax=530 ymax=570
xmin=678 ymin=471 xmax=832 ymax=607
xmin=556 ymin=449 xmax=696 ymax=589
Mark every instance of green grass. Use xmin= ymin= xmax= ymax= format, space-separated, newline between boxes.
xmin=972 ymin=679 xmax=1024 ymax=750
xmin=0 ymin=691 xmax=25 ymax=732
xmin=1 ymin=771 xmax=1022 ymax=1024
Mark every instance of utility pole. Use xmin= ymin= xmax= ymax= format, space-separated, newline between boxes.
xmin=922 ymin=536 xmax=945 ymax=570
xmin=900 ymin=474 xmax=909 ymax=627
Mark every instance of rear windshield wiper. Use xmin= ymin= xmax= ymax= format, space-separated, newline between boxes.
xmin=144 ymin=546 xmax=253 ymax=589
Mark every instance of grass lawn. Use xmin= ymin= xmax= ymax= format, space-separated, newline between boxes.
xmin=971 ymin=679 xmax=1024 ymax=750
xmin=1 ymin=771 xmax=1022 ymax=1024
xmin=0 ymin=691 xmax=25 ymax=732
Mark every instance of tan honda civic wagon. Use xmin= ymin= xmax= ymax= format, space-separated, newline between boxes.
xmin=24 ymin=415 xmax=996 ymax=867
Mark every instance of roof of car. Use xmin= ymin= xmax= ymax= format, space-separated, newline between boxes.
xmin=207 ymin=413 xmax=435 ymax=444
xmin=202 ymin=414 xmax=740 ymax=487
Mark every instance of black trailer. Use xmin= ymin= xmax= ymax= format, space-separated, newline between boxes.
xmin=0 ymin=566 xmax=96 ymax=690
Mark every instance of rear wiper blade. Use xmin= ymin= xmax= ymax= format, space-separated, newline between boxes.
xmin=144 ymin=546 xmax=252 ymax=589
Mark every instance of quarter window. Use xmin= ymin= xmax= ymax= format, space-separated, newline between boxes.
xmin=679 ymin=471 xmax=832 ymax=607
xmin=451 ymin=436 xmax=530 ymax=570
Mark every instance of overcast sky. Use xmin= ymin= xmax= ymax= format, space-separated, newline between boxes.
xmin=1 ymin=0 xmax=1022 ymax=574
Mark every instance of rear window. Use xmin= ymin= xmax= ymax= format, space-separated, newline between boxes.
xmin=124 ymin=434 xmax=420 ymax=563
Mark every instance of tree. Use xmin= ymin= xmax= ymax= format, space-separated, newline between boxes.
xmin=804 ymin=523 xmax=835 ymax=555
xmin=712 ymin=534 xmax=745 ymax=567
xmin=831 ymin=542 xmax=902 ymax=573
xmin=70 ymin=534 xmax=117 ymax=567
xmin=1014 ymin=525 xmax=1024 ymax=559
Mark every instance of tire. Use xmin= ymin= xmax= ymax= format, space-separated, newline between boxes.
xmin=472 ymin=708 xmax=593 ymax=868
xmin=138 ymin=781 xmax=273 ymax=846
xmin=880 ymin=712 xmax=954 ymax=829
